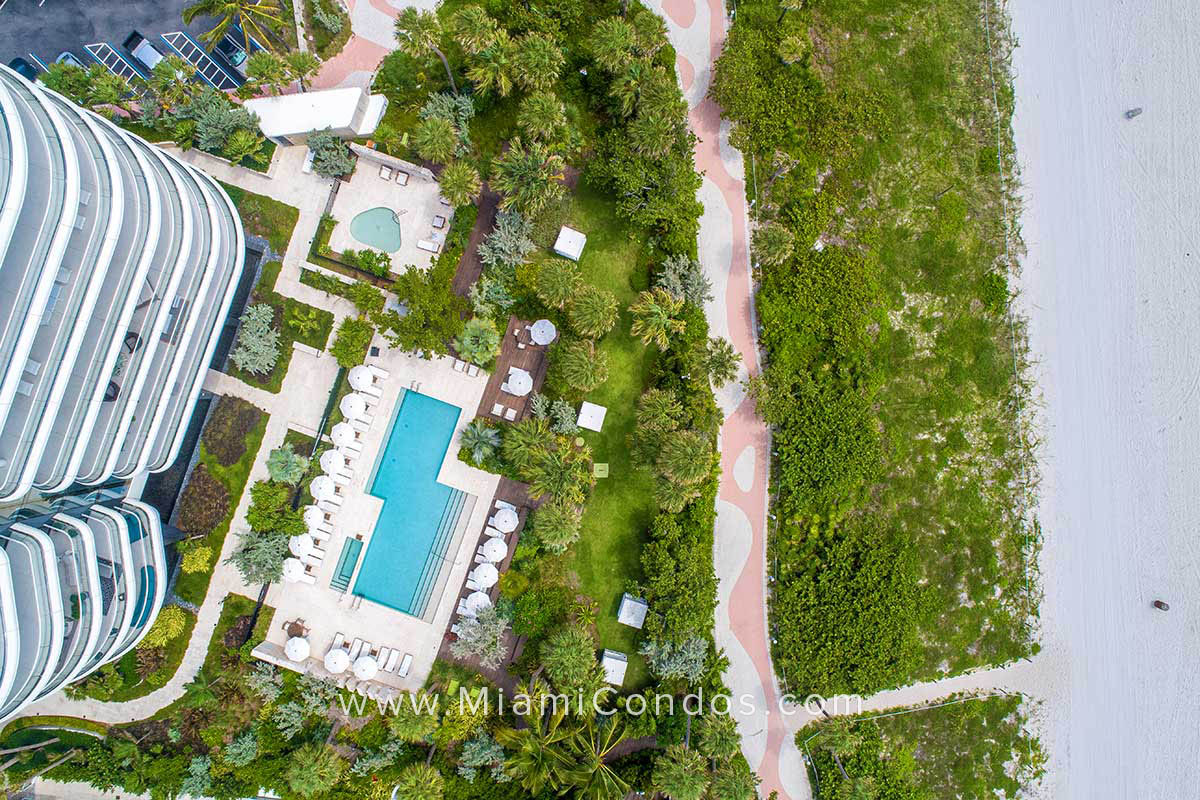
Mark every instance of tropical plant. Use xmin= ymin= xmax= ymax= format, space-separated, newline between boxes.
xmin=591 ymin=18 xmax=636 ymax=71
xmin=310 ymin=0 xmax=345 ymax=34
xmin=502 ymin=417 xmax=555 ymax=471
xmin=534 ymin=259 xmax=581 ymax=310
xmin=224 ymin=127 xmax=266 ymax=164
xmin=439 ymin=161 xmax=482 ymax=206
xmin=349 ymin=738 xmax=406 ymax=777
xmin=330 ymin=317 xmax=374 ymax=368
xmin=454 ymin=317 xmax=501 ymax=366
xmin=449 ymin=604 xmax=509 ymax=669
xmin=652 ymin=744 xmax=709 ymax=800
xmin=222 ymin=728 xmax=260 ymax=767
xmin=778 ymin=32 xmax=809 ymax=65
xmin=556 ymin=338 xmax=609 ymax=393
xmin=517 ymin=91 xmax=567 ymax=142
xmin=657 ymin=429 xmax=713 ymax=486
xmin=266 ymin=444 xmax=308 ymax=485
xmin=513 ymin=32 xmax=564 ymax=92
xmin=395 ymin=7 xmax=458 ymax=93
xmin=414 ymin=116 xmax=458 ymax=164
xmin=180 ymin=755 xmax=212 ymax=797
xmin=564 ymin=717 xmax=630 ymax=800
xmin=246 ymin=480 xmax=306 ymax=533
xmin=479 ymin=211 xmax=537 ymax=274
xmin=139 ymin=605 xmax=188 ymax=649
xmin=184 ymin=0 xmax=284 ymax=53
xmin=526 ymin=442 xmax=593 ymax=505
xmin=451 ymin=5 xmax=498 ymax=55
xmin=530 ymin=500 xmax=581 ymax=554
xmin=180 ymin=543 xmax=213 ymax=574
xmin=244 ymin=662 xmax=282 ymax=702
xmin=285 ymin=743 xmax=346 ymax=799
xmin=469 ymin=274 xmax=515 ymax=318
xmin=466 ymin=29 xmax=515 ymax=97
xmin=388 ymin=693 xmax=440 ymax=743
xmin=630 ymin=108 xmax=680 ymax=159
xmin=246 ymin=50 xmax=290 ymax=93
xmin=231 ymin=303 xmax=280 ymax=375
xmin=419 ymin=92 xmax=474 ymax=147
xmin=709 ymin=761 xmax=761 ymax=800
xmin=639 ymin=636 xmax=707 ymax=682
xmin=495 ymin=700 xmax=573 ymax=794
xmin=751 ymin=221 xmax=795 ymax=267
xmin=655 ymin=253 xmax=714 ymax=307
xmin=273 ymin=700 xmax=309 ymax=739
xmin=540 ymin=625 xmax=601 ymax=696
xmin=704 ymin=337 xmax=741 ymax=387
xmin=286 ymin=50 xmax=321 ymax=89
xmin=346 ymin=280 xmax=386 ymax=316
xmin=461 ymin=420 xmax=501 ymax=465
xmin=308 ymin=128 xmax=356 ymax=177
xmin=149 ymin=55 xmax=200 ymax=111
xmin=493 ymin=137 xmax=566 ymax=216
xmin=548 ymin=398 xmax=578 ymax=435
xmin=457 ymin=732 xmax=508 ymax=782
xmin=395 ymin=762 xmax=445 ymax=800
xmin=568 ymin=285 xmax=618 ymax=339
xmin=381 ymin=261 xmax=466 ymax=357
xmin=629 ymin=287 xmax=686 ymax=349
xmin=225 ymin=529 xmax=289 ymax=585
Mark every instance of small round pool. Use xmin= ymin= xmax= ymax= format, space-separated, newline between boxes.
xmin=349 ymin=207 xmax=403 ymax=252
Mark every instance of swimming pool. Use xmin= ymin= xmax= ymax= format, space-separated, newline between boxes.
xmin=353 ymin=391 xmax=465 ymax=617
xmin=349 ymin=207 xmax=403 ymax=253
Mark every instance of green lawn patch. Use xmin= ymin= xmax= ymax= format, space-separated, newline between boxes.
xmin=218 ymin=181 xmax=300 ymax=255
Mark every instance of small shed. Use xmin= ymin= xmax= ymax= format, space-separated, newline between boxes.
xmin=600 ymin=649 xmax=628 ymax=686
xmin=553 ymin=226 xmax=587 ymax=261
xmin=617 ymin=593 xmax=648 ymax=629
xmin=577 ymin=401 xmax=607 ymax=432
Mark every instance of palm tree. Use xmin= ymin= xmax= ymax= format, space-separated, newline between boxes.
xmin=513 ymin=32 xmax=564 ymax=93
xmin=778 ymin=32 xmax=809 ymax=64
xmin=181 ymin=671 xmax=221 ymax=709
xmin=568 ymin=286 xmax=619 ymax=339
xmin=704 ymin=337 xmax=741 ymax=388
xmin=820 ymin=719 xmax=863 ymax=781
xmin=629 ymin=287 xmax=685 ymax=349
xmin=696 ymin=712 xmax=741 ymax=763
xmin=495 ymin=703 xmax=574 ymax=795
xmin=517 ymin=91 xmax=567 ymax=142
xmin=149 ymin=55 xmax=198 ymax=112
xmin=373 ymin=121 xmax=403 ymax=155
xmin=387 ymin=693 xmax=439 ymax=743
xmin=591 ymin=17 xmax=635 ymax=72
xmin=460 ymin=420 xmax=500 ymax=465
xmin=286 ymin=743 xmax=346 ymax=799
xmin=246 ymin=50 xmax=289 ymax=94
xmin=394 ymin=762 xmax=444 ymax=800
xmin=184 ymin=0 xmax=283 ymax=53
xmin=451 ymin=5 xmax=498 ymax=55
xmin=395 ymin=7 xmax=458 ymax=94
xmin=466 ymin=29 xmax=515 ymax=97
xmin=629 ymin=108 xmax=678 ymax=158
xmin=501 ymin=417 xmax=555 ymax=471
xmin=564 ymin=716 xmax=630 ymax=800
xmin=527 ymin=442 xmax=593 ymax=505
xmin=530 ymin=500 xmax=581 ymax=553
xmin=413 ymin=117 xmax=458 ymax=164
xmin=557 ymin=339 xmax=609 ymax=393
xmin=652 ymin=744 xmax=709 ymax=800
xmin=778 ymin=0 xmax=805 ymax=22
xmin=657 ymin=429 xmax=713 ymax=486
xmin=85 ymin=67 xmax=133 ymax=116
xmin=439 ymin=161 xmax=482 ymax=206
xmin=708 ymin=760 xmax=761 ymax=800
xmin=493 ymin=137 xmax=566 ymax=216
xmin=751 ymin=221 xmax=795 ymax=267
xmin=609 ymin=60 xmax=649 ymax=118
xmin=285 ymin=50 xmax=321 ymax=90
xmin=534 ymin=259 xmax=581 ymax=310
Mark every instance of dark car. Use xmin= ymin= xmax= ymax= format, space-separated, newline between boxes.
xmin=7 ymin=57 xmax=38 ymax=81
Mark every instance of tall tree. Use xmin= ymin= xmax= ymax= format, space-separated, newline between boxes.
xmin=568 ymin=285 xmax=619 ymax=339
xmin=709 ymin=761 xmax=762 ymax=800
xmin=517 ymin=91 xmax=567 ymax=142
xmin=657 ymin=429 xmax=713 ymax=486
xmin=629 ymin=287 xmax=686 ymax=349
xmin=696 ymin=713 xmax=741 ymax=763
xmin=493 ymin=137 xmax=566 ymax=216
xmin=395 ymin=7 xmax=458 ymax=94
xmin=439 ymin=161 xmax=482 ymax=206
xmin=565 ymin=717 xmax=631 ymax=800
xmin=590 ymin=17 xmax=636 ymax=72
xmin=285 ymin=743 xmax=346 ymax=799
xmin=394 ymin=762 xmax=444 ymax=800
xmin=451 ymin=5 xmax=498 ymax=55
xmin=414 ymin=116 xmax=458 ymax=164
xmin=183 ymin=0 xmax=283 ymax=53
xmin=556 ymin=338 xmax=610 ymax=393
xmin=246 ymin=50 xmax=289 ymax=94
xmin=534 ymin=259 xmax=582 ymax=310
xmin=653 ymin=744 xmax=710 ymax=800
xmin=495 ymin=701 xmax=573 ymax=795
xmin=751 ymin=221 xmax=795 ymax=267
xmin=285 ymin=50 xmax=321 ymax=90
xmin=466 ymin=29 xmax=515 ymax=97
xmin=513 ymin=32 xmax=564 ymax=92
xmin=703 ymin=337 xmax=742 ymax=388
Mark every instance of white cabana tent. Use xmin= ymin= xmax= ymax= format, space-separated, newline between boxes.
xmin=289 ymin=533 xmax=315 ymax=557
xmin=324 ymin=647 xmax=350 ymax=674
xmin=354 ymin=655 xmax=379 ymax=680
xmin=552 ymin=226 xmax=587 ymax=261
xmin=617 ymin=593 xmax=649 ymax=629
xmin=310 ymin=475 xmax=336 ymax=501
xmin=600 ymin=649 xmax=628 ymax=685
xmin=330 ymin=422 xmax=357 ymax=447
xmin=472 ymin=562 xmax=499 ymax=588
xmin=465 ymin=591 xmax=493 ymax=616
xmin=480 ymin=537 xmax=507 ymax=562
xmin=577 ymin=401 xmax=608 ymax=432
xmin=507 ymin=368 xmax=533 ymax=397
xmin=340 ymin=393 xmax=367 ymax=421
xmin=282 ymin=558 xmax=305 ymax=583
xmin=530 ymin=319 xmax=557 ymax=346
xmin=285 ymin=636 xmax=311 ymax=662
xmin=493 ymin=507 xmax=518 ymax=533
xmin=348 ymin=364 xmax=375 ymax=391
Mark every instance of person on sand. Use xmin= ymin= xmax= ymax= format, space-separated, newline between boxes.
xmin=1153 ymin=600 xmax=1170 ymax=611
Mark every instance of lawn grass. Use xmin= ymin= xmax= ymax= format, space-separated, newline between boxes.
xmin=0 ymin=716 xmax=108 ymax=742
xmin=174 ymin=410 xmax=270 ymax=605
xmin=218 ymin=181 xmax=300 ymax=255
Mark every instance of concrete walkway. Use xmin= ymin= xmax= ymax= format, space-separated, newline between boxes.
xmin=311 ymin=0 xmax=439 ymax=90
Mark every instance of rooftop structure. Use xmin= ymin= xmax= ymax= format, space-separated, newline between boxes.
xmin=0 ymin=64 xmax=244 ymax=721
xmin=245 ymin=87 xmax=388 ymax=145
xmin=553 ymin=226 xmax=587 ymax=261
xmin=600 ymin=649 xmax=628 ymax=686
xmin=617 ymin=593 xmax=648 ymax=629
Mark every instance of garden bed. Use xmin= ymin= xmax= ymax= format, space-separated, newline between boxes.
xmin=219 ymin=182 xmax=300 ymax=256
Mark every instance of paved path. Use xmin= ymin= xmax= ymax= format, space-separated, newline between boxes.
xmin=311 ymin=0 xmax=437 ymax=90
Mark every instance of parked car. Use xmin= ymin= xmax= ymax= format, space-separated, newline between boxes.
xmin=214 ymin=34 xmax=248 ymax=75
xmin=123 ymin=31 xmax=164 ymax=71
xmin=7 ymin=57 xmax=38 ymax=81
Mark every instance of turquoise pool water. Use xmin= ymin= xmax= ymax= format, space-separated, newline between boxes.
xmin=353 ymin=391 xmax=465 ymax=617
xmin=349 ymin=207 xmax=402 ymax=252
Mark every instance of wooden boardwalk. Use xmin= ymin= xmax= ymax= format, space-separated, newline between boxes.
xmin=475 ymin=316 xmax=550 ymax=423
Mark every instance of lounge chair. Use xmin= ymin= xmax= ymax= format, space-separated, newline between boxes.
xmin=453 ymin=359 xmax=465 ymax=372
xmin=398 ymin=654 xmax=413 ymax=677
xmin=500 ymin=382 xmax=513 ymax=394
xmin=496 ymin=500 xmax=517 ymax=512
xmin=299 ymin=571 xmax=317 ymax=585
xmin=467 ymin=364 xmax=480 ymax=377
xmin=466 ymin=578 xmax=482 ymax=591
xmin=473 ymin=553 xmax=487 ymax=565
xmin=379 ymin=164 xmax=393 ymax=180
xmin=300 ymin=552 xmax=322 ymax=567
xmin=311 ymin=545 xmax=327 ymax=558
xmin=395 ymin=170 xmax=410 ymax=185
xmin=348 ymin=639 xmax=363 ymax=659
xmin=485 ymin=526 xmax=504 ymax=538
xmin=417 ymin=239 xmax=439 ymax=253
xmin=368 ymin=365 xmax=390 ymax=379
xmin=504 ymin=408 xmax=517 ymax=421
xmin=517 ymin=342 xmax=527 ymax=349
xmin=351 ymin=418 xmax=370 ymax=433
xmin=457 ymin=599 xmax=470 ymax=615
xmin=487 ymin=515 xmax=498 ymax=528
xmin=377 ymin=646 xmax=391 ymax=665
xmin=384 ymin=650 xmax=401 ymax=672
xmin=492 ymin=403 xmax=505 ymax=417
xmin=318 ymin=500 xmax=342 ymax=513
xmin=450 ymin=624 xmax=462 ymax=637
xmin=330 ymin=633 xmax=345 ymax=652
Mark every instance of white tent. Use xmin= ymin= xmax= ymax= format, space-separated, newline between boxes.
xmin=330 ymin=422 xmax=357 ymax=447
xmin=340 ymin=393 xmax=367 ymax=421
xmin=493 ymin=507 xmax=518 ymax=533
xmin=285 ymin=636 xmax=311 ymax=662
xmin=465 ymin=591 xmax=493 ymax=616
xmin=324 ymin=647 xmax=350 ymax=674
xmin=600 ymin=649 xmax=628 ymax=686
xmin=577 ymin=401 xmax=608 ymax=432
xmin=289 ymin=533 xmax=315 ymax=557
xmin=480 ymin=537 xmax=507 ymax=562
xmin=507 ymin=368 xmax=533 ymax=397
xmin=354 ymin=655 xmax=379 ymax=680
xmin=552 ymin=226 xmax=587 ymax=261
xmin=348 ymin=364 xmax=375 ymax=391
xmin=310 ymin=475 xmax=336 ymax=501
xmin=530 ymin=319 xmax=557 ymax=346
xmin=472 ymin=562 xmax=499 ymax=588
xmin=282 ymin=558 xmax=305 ymax=583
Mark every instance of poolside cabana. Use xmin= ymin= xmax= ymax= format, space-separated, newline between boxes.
xmin=577 ymin=401 xmax=607 ymax=432
xmin=553 ymin=226 xmax=587 ymax=261
xmin=617 ymin=593 xmax=648 ymax=629
xmin=600 ymin=650 xmax=628 ymax=686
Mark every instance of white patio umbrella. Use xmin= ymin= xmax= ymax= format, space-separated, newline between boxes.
xmin=324 ymin=647 xmax=350 ymax=674
xmin=480 ymin=537 xmax=507 ymax=562
xmin=340 ymin=392 xmax=368 ymax=421
xmin=284 ymin=636 xmax=311 ymax=662
xmin=289 ymin=533 xmax=315 ymax=557
xmin=530 ymin=319 xmax=557 ymax=345
xmin=472 ymin=562 xmax=499 ymax=588
xmin=348 ymin=365 xmax=375 ymax=391
xmin=282 ymin=558 xmax=305 ymax=583
xmin=320 ymin=449 xmax=346 ymax=474
xmin=507 ymin=368 xmax=533 ymax=397
xmin=493 ymin=507 xmax=518 ymax=533
xmin=303 ymin=505 xmax=324 ymax=528
xmin=354 ymin=654 xmax=379 ymax=680
xmin=465 ymin=591 xmax=493 ymax=616
xmin=330 ymin=422 xmax=357 ymax=447
xmin=310 ymin=475 xmax=336 ymax=501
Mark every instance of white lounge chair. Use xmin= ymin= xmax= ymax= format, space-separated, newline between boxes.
xmin=466 ymin=578 xmax=482 ymax=591
xmin=398 ymin=653 xmax=413 ymax=677
xmin=496 ymin=500 xmax=517 ymax=512
xmin=487 ymin=515 xmax=498 ymax=528
xmin=467 ymin=364 xmax=480 ymax=377
xmin=361 ymin=384 xmax=384 ymax=399
xmin=311 ymin=545 xmax=327 ymax=558
xmin=457 ymin=599 xmax=470 ymax=615
xmin=377 ymin=646 xmax=392 ymax=665
xmin=492 ymin=403 xmax=505 ymax=417
xmin=395 ymin=170 xmax=410 ymax=185
xmin=299 ymin=571 xmax=317 ymax=585
xmin=485 ymin=526 xmax=504 ymax=539
xmin=450 ymin=624 xmax=462 ymax=637
xmin=301 ymin=552 xmax=322 ymax=567
xmin=501 ymin=382 xmax=513 ymax=394
xmin=473 ymin=553 xmax=487 ymax=565
xmin=348 ymin=638 xmax=363 ymax=659
xmin=384 ymin=650 xmax=401 ymax=672
xmin=504 ymin=408 xmax=517 ymax=421
xmin=330 ymin=632 xmax=345 ymax=652
xmin=368 ymin=365 xmax=390 ymax=379
xmin=319 ymin=497 xmax=343 ymax=511
xmin=351 ymin=418 xmax=371 ymax=433
xmin=453 ymin=359 xmax=466 ymax=372
xmin=417 ymin=239 xmax=439 ymax=253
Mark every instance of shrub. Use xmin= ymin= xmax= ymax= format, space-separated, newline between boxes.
xmin=460 ymin=420 xmax=501 ymax=465
xmin=310 ymin=0 xmax=343 ymax=33
xmin=267 ymin=445 xmax=309 ymax=485
xmin=478 ymin=211 xmax=536 ymax=276
xmin=655 ymin=254 xmax=713 ymax=308
xmin=231 ymin=303 xmax=280 ymax=376
xmin=449 ymin=605 xmax=508 ymax=669
xmin=329 ymin=317 xmax=374 ymax=368
xmin=246 ymin=480 xmax=306 ymax=534
xmin=180 ymin=543 xmax=214 ymax=574
xmin=177 ymin=465 xmax=230 ymax=534
xmin=201 ymin=395 xmax=263 ymax=466
xmin=139 ymin=605 xmax=188 ymax=650
xmin=344 ymin=248 xmax=392 ymax=277
xmin=530 ymin=500 xmax=581 ymax=554
xmin=453 ymin=317 xmax=501 ymax=366
xmin=639 ymin=636 xmax=707 ymax=683
xmin=540 ymin=625 xmax=602 ymax=697
xmin=534 ymin=259 xmax=581 ymax=310
xmin=226 ymin=528 xmax=289 ymax=585
xmin=308 ymin=129 xmax=355 ymax=177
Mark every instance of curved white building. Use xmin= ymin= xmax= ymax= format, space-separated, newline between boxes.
xmin=0 ymin=64 xmax=245 ymax=720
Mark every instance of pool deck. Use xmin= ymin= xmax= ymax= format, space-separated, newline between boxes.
xmin=254 ymin=337 xmax=500 ymax=691
xmin=327 ymin=152 xmax=450 ymax=274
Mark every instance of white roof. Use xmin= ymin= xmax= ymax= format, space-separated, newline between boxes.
xmin=244 ymin=87 xmax=387 ymax=139
xmin=617 ymin=593 xmax=648 ymax=629
xmin=600 ymin=649 xmax=628 ymax=685
xmin=553 ymin=226 xmax=587 ymax=261
xmin=577 ymin=401 xmax=607 ymax=432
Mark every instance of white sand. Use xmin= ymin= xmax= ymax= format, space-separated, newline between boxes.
xmin=1010 ymin=0 xmax=1200 ymax=796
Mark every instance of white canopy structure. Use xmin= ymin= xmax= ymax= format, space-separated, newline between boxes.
xmin=289 ymin=533 xmax=315 ymax=557
xmin=507 ymin=368 xmax=533 ymax=397
xmin=303 ymin=505 xmax=324 ymax=528
xmin=284 ymin=636 xmax=311 ymax=662
xmin=310 ymin=475 xmax=336 ymax=501
xmin=348 ymin=365 xmax=375 ymax=391
xmin=330 ymin=422 xmax=357 ymax=447
xmin=577 ymin=401 xmax=608 ymax=432
xmin=552 ymin=226 xmax=587 ymax=261
xmin=465 ymin=591 xmax=493 ymax=616
xmin=282 ymin=558 xmax=305 ymax=583
xmin=480 ymin=537 xmax=507 ymax=562
xmin=340 ymin=393 xmax=367 ymax=421
xmin=493 ymin=507 xmax=518 ymax=534
xmin=320 ymin=449 xmax=347 ymax=474
xmin=324 ymin=647 xmax=350 ymax=674
xmin=530 ymin=319 xmax=557 ymax=346
xmin=600 ymin=649 xmax=628 ymax=686
xmin=472 ymin=562 xmax=499 ymax=588
xmin=353 ymin=654 xmax=379 ymax=680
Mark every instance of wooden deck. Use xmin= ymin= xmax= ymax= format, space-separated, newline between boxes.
xmin=475 ymin=316 xmax=550 ymax=423
xmin=451 ymin=186 xmax=499 ymax=299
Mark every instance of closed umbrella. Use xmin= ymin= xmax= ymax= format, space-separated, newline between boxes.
xmin=330 ymin=422 xmax=356 ymax=447
xmin=465 ymin=591 xmax=493 ymax=616
xmin=480 ymin=537 xmax=506 ymax=562
xmin=289 ymin=533 xmax=315 ymax=557
xmin=348 ymin=365 xmax=374 ymax=391
xmin=354 ymin=654 xmax=379 ymax=680
xmin=507 ymin=368 xmax=533 ymax=397
xmin=340 ymin=393 xmax=367 ymax=421
xmin=324 ymin=647 xmax=350 ymax=674
xmin=530 ymin=319 xmax=557 ymax=345
xmin=493 ymin=507 xmax=518 ymax=533
xmin=285 ymin=636 xmax=310 ymax=662
xmin=282 ymin=558 xmax=305 ymax=582
xmin=310 ymin=475 xmax=336 ymax=501
xmin=320 ymin=449 xmax=346 ymax=474
xmin=303 ymin=505 xmax=324 ymax=528
xmin=472 ymin=562 xmax=499 ymax=588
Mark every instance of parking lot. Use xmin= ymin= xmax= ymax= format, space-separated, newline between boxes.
xmin=0 ymin=0 xmax=213 ymax=70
